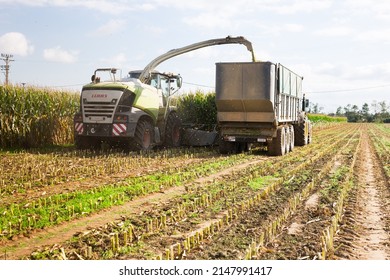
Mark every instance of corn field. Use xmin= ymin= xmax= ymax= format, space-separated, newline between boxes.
xmin=0 ymin=85 xmax=79 ymax=148
xmin=0 ymin=123 xmax=389 ymax=260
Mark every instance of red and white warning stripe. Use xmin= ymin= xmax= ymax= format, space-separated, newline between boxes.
xmin=75 ymin=123 xmax=84 ymax=135
xmin=112 ymin=123 xmax=127 ymax=136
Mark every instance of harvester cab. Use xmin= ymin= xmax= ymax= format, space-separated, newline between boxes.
xmin=126 ymin=70 xmax=182 ymax=106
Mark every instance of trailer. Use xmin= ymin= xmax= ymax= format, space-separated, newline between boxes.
xmin=216 ymin=61 xmax=312 ymax=155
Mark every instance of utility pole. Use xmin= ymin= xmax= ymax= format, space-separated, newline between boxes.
xmin=1 ymin=53 xmax=14 ymax=85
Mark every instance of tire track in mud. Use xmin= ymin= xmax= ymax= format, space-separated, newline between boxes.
xmin=334 ymin=128 xmax=390 ymax=260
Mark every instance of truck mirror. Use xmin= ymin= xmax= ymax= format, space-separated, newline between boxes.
xmin=305 ymin=99 xmax=310 ymax=108
xmin=176 ymin=76 xmax=182 ymax=88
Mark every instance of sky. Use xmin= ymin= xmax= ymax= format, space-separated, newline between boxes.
xmin=0 ymin=0 xmax=389 ymax=113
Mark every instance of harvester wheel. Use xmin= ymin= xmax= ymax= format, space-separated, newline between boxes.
xmin=75 ymin=136 xmax=101 ymax=150
xmin=165 ymin=112 xmax=181 ymax=147
xmin=75 ymin=135 xmax=88 ymax=150
xmin=219 ymin=140 xmax=236 ymax=154
xmin=133 ymin=119 xmax=154 ymax=151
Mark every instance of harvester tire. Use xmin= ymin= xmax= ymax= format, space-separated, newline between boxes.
xmin=75 ymin=136 xmax=101 ymax=150
xmin=219 ymin=140 xmax=236 ymax=154
xmin=133 ymin=119 xmax=154 ymax=151
xmin=75 ymin=135 xmax=88 ymax=150
xmin=165 ymin=112 xmax=181 ymax=147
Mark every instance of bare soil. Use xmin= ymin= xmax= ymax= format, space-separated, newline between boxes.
xmin=334 ymin=132 xmax=390 ymax=260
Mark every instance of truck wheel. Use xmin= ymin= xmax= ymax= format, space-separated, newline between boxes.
xmin=268 ymin=126 xmax=286 ymax=156
xmin=307 ymin=122 xmax=313 ymax=144
xmin=165 ymin=112 xmax=181 ymax=147
xmin=289 ymin=125 xmax=295 ymax=152
xmin=219 ymin=140 xmax=236 ymax=154
xmin=133 ymin=119 xmax=154 ymax=151
xmin=294 ymin=119 xmax=308 ymax=146
xmin=285 ymin=127 xmax=291 ymax=154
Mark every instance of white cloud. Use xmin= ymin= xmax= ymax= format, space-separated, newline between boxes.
xmin=92 ymin=19 xmax=127 ymax=36
xmin=284 ymin=24 xmax=304 ymax=33
xmin=269 ymin=0 xmax=333 ymax=15
xmin=0 ymin=32 xmax=34 ymax=56
xmin=0 ymin=0 xmax=153 ymax=14
xmin=100 ymin=53 xmax=128 ymax=68
xmin=315 ymin=26 xmax=355 ymax=37
xmin=343 ymin=0 xmax=390 ymax=21
xmin=355 ymin=29 xmax=390 ymax=43
xmin=43 ymin=46 xmax=78 ymax=63
xmin=312 ymin=61 xmax=390 ymax=82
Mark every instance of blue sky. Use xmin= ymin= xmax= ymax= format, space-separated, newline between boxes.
xmin=0 ymin=0 xmax=389 ymax=113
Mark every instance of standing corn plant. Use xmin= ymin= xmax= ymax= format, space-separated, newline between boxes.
xmin=0 ymin=85 xmax=79 ymax=148
xmin=177 ymin=91 xmax=217 ymax=131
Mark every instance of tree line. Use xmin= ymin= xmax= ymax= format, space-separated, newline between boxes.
xmin=310 ymin=100 xmax=390 ymax=123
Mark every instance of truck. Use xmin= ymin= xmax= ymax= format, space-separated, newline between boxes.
xmin=73 ymin=36 xmax=255 ymax=150
xmin=216 ymin=61 xmax=312 ymax=155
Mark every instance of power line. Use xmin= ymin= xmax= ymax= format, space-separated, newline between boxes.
xmin=183 ymin=81 xmax=215 ymax=89
xmin=307 ymin=84 xmax=390 ymax=94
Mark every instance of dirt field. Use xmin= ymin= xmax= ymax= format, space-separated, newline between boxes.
xmin=0 ymin=123 xmax=389 ymax=260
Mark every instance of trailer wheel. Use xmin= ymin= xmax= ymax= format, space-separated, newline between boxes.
xmin=268 ymin=126 xmax=286 ymax=156
xmin=165 ymin=112 xmax=181 ymax=147
xmin=133 ymin=119 xmax=154 ymax=151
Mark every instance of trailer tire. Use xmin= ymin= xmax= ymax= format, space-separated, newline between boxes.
xmin=133 ymin=119 xmax=154 ymax=151
xmin=268 ymin=126 xmax=286 ymax=156
xmin=165 ymin=112 xmax=181 ymax=147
